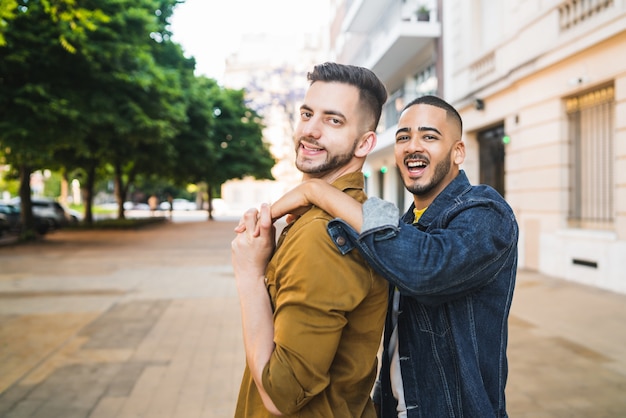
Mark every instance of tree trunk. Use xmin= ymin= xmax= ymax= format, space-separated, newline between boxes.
xmin=83 ymin=163 xmax=96 ymax=225
xmin=114 ymin=163 xmax=126 ymax=220
xmin=207 ymin=184 xmax=214 ymax=221
xmin=18 ymin=164 xmax=37 ymax=238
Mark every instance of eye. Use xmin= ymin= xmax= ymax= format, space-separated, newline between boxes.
xmin=328 ymin=117 xmax=343 ymax=126
xmin=396 ymin=134 xmax=410 ymax=143
xmin=300 ymin=111 xmax=312 ymax=120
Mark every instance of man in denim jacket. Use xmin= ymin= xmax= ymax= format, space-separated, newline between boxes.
xmin=270 ymin=95 xmax=519 ymax=417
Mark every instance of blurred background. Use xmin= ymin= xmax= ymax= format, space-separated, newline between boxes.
xmin=1 ymin=0 xmax=625 ymax=295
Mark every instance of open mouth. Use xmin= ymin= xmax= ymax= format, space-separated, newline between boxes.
xmin=299 ymin=141 xmax=325 ymax=155
xmin=405 ymin=157 xmax=428 ymax=176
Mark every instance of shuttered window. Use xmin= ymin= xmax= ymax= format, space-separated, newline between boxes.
xmin=566 ymin=85 xmax=614 ymax=228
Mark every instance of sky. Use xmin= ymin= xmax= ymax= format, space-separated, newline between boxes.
xmin=169 ymin=0 xmax=331 ymax=82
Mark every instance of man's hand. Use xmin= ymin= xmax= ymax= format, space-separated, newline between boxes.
xmin=231 ymin=203 xmax=275 ymax=289
xmin=270 ymin=180 xmax=317 ymax=222
xmin=233 ymin=181 xmax=317 ymax=236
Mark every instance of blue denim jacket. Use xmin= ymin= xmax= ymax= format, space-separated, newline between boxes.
xmin=327 ymin=171 xmax=518 ymax=417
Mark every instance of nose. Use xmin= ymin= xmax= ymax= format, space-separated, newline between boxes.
xmin=403 ymin=135 xmax=424 ymax=154
xmin=298 ymin=117 xmax=321 ymax=139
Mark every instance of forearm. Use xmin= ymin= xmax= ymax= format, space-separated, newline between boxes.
xmin=303 ymin=180 xmax=365 ymax=232
xmin=236 ymin=277 xmax=282 ymax=415
xmin=231 ymin=205 xmax=282 ymax=415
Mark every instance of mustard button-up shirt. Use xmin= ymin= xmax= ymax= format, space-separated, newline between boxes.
xmin=235 ymin=172 xmax=388 ymax=417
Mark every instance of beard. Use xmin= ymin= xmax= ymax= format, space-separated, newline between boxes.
xmin=295 ymin=137 xmax=359 ymax=175
xmin=403 ymin=151 xmax=452 ymax=196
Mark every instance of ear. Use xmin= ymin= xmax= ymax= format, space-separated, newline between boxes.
xmin=354 ymin=131 xmax=377 ymax=158
xmin=453 ymin=140 xmax=465 ymax=165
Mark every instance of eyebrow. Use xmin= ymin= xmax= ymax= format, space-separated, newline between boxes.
xmin=395 ymin=126 xmax=443 ymax=136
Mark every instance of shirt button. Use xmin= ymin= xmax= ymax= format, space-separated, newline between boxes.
xmin=336 ymin=236 xmax=346 ymax=246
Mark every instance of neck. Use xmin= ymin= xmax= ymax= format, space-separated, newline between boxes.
xmin=302 ymin=162 xmax=364 ymax=184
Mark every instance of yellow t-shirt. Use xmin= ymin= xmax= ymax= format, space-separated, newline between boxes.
xmin=413 ymin=207 xmax=427 ymax=224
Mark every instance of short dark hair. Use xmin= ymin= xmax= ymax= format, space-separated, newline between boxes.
xmin=307 ymin=62 xmax=388 ymax=131
xmin=404 ymin=95 xmax=463 ymax=135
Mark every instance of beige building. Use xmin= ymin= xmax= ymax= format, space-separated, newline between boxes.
xmin=331 ymin=0 xmax=626 ymax=293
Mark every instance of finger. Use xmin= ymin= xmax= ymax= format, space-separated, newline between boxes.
xmin=252 ymin=204 xmax=267 ymax=237
xmin=234 ymin=209 xmax=253 ymax=232
xmin=235 ymin=208 xmax=257 ymax=236
xmin=259 ymin=203 xmax=272 ymax=229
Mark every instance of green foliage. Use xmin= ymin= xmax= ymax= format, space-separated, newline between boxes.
xmin=0 ymin=0 xmax=17 ymax=46
xmin=0 ymin=168 xmax=19 ymax=196
xmin=0 ymin=0 xmax=276 ymax=227
xmin=209 ymin=88 xmax=275 ymax=185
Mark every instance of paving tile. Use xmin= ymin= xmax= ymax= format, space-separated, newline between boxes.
xmin=1 ymin=221 xmax=625 ymax=417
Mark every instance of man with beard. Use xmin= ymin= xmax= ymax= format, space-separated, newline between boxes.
xmin=266 ymin=95 xmax=519 ymax=417
xmin=231 ymin=62 xmax=389 ymax=417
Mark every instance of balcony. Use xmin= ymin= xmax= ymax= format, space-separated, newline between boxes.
xmin=337 ymin=0 xmax=441 ymax=88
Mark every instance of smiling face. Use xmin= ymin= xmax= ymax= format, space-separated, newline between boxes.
xmin=294 ymin=81 xmax=375 ymax=182
xmin=394 ymin=103 xmax=465 ymax=208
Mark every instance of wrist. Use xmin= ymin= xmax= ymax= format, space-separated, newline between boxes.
xmin=304 ymin=179 xmax=322 ymax=206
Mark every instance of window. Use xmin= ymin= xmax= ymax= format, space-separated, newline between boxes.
xmin=414 ymin=64 xmax=437 ymax=96
xmin=382 ymin=88 xmax=404 ymax=131
xmin=566 ymin=85 xmax=614 ymax=228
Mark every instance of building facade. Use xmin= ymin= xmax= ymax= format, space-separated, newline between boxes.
xmin=331 ymin=0 xmax=626 ymax=293
xmin=329 ymin=0 xmax=443 ymax=216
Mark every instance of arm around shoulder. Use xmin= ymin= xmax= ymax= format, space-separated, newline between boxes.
xmin=271 ymin=179 xmax=365 ymax=232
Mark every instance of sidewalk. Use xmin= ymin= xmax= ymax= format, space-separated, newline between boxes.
xmin=0 ymin=219 xmax=625 ymax=417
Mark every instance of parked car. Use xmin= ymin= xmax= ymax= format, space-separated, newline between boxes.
xmin=0 ymin=202 xmax=22 ymax=234
xmin=171 ymin=198 xmax=197 ymax=211
xmin=0 ymin=212 xmax=9 ymax=236
xmin=10 ymin=197 xmax=80 ymax=232
xmin=123 ymin=201 xmax=150 ymax=211
xmin=159 ymin=198 xmax=196 ymax=211
xmin=1 ymin=201 xmax=52 ymax=235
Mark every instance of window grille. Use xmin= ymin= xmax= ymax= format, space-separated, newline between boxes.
xmin=566 ymin=85 xmax=614 ymax=228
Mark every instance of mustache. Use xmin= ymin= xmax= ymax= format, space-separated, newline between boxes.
xmin=404 ymin=153 xmax=430 ymax=164
xmin=298 ymin=137 xmax=323 ymax=148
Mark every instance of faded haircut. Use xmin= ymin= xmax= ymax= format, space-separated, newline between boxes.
xmin=403 ymin=95 xmax=463 ymax=137
xmin=307 ymin=62 xmax=388 ymax=131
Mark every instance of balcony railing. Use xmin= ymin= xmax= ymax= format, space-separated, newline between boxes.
xmin=558 ymin=0 xmax=614 ymax=31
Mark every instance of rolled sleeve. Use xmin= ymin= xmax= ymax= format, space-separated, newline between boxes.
xmin=263 ymin=216 xmax=372 ymax=414
xmin=361 ymin=197 xmax=400 ymax=233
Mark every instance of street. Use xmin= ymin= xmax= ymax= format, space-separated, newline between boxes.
xmin=1 ymin=219 xmax=625 ymax=417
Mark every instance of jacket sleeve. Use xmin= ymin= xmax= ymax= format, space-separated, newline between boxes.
xmin=329 ymin=197 xmax=518 ymax=305
xmin=261 ymin=216 xmax=373 ymax=414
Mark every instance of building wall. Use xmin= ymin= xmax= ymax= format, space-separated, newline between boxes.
xmin=446 ymin=1 xmax=626 ymax=293
xmin=330 ymin=0 xmax=626 ymax=292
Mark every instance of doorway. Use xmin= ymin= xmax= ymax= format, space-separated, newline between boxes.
xmin=477 ymin=124 xmax=506 ymax=197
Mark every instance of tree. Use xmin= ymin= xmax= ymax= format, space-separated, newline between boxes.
xmin=204 ymin=87 xmax=275 ymax=219
xmin=78 ymin=0 xmax=188 ymax=220
xmin=0 ymin=0 xmax=107 ymax=237
xmin=167 ymin=76 xmax=275 ymax=220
